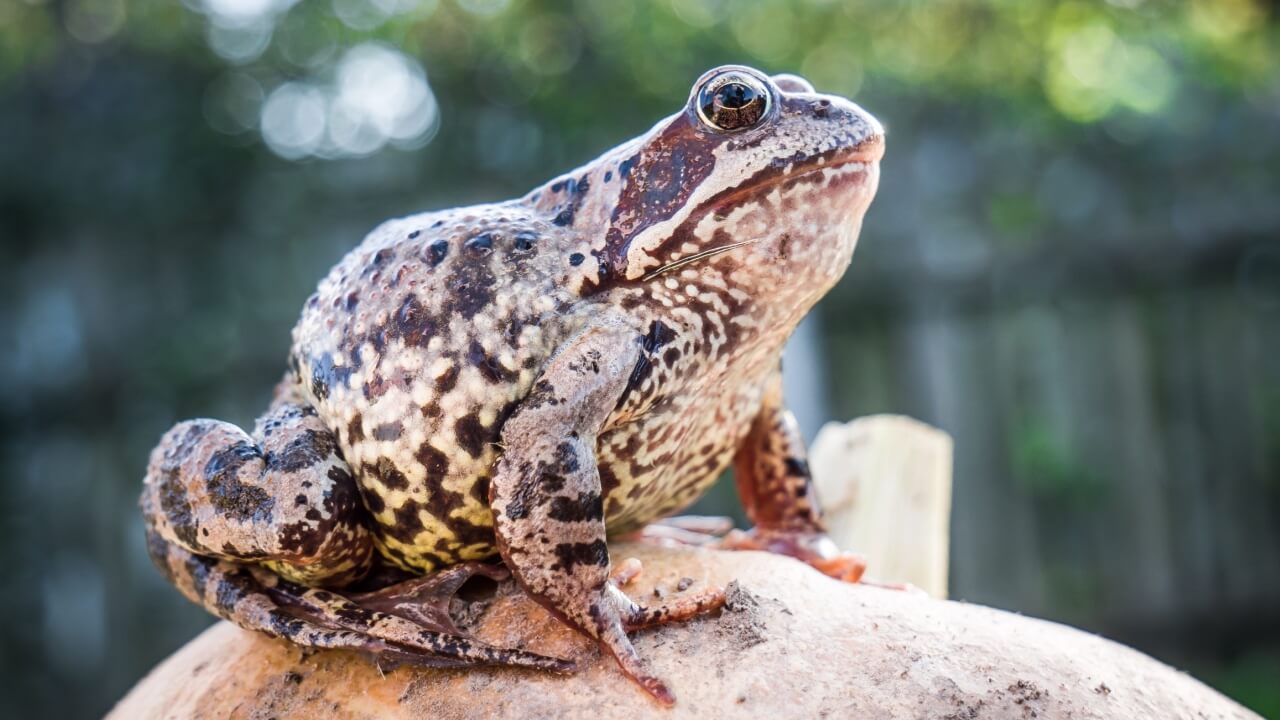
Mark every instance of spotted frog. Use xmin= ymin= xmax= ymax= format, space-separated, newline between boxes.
xmin=141 ymin=65 xmax=883 ymax=704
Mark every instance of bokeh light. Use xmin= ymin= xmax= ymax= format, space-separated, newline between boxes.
xmin=259 ymin=43 xmax=437 ymax=159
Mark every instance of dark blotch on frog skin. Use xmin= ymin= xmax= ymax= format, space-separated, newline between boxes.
xmin=514 ymin=231 xmax=537 ymax=251
xmin=156 ymin=464 xmax=200 ymax=548
xmin=425 ymin=239 xmax=449 ymax=266
xmin=435 ymin=365 xmax=459 ymax=393
xmin=465 ymin=233 xmax=494 ymax=252
xmin=615 ymin=320 xmax=677 ymax=410
xmin=601 ymin=118 xmax=720 ymax=271
xmin=548 ymin=491 xmax=604 ymax=523
xmin=372 ymin=421 xmax=403 ymax=442
xmin=468 ymin=340 xmax=514 ymax=384
xmin=415 ymin=442 xmax=450 ymax=481
xmin=361 ymin=486 xmax=386 ymax=514
xmin=267 ymin=430 xmax=337 ymax=474
xmin=443 ymin=254 xmax=498 ymax=319
xmin=369 ymin=456 xmax=410 ymax=491
xmin=569 ymin=253 xmax=585 ymax=266
xmin=184 ymin=552 xmax=216 ymax=600
xmin=390 ymin=295 xmax=437 ymax=348
xmin=783 ymin=457 xmax=810 ymax=477
xmin=387 ymin=500 xmax=426 ymax=543
xmin=347 ymin=414 xmax=365 ymax=443
xmin=278 ymin=518 xmax=325 ymax=556
xmin=310 ymin=352 xmax=353 ymax=400
xmin=553 ymin=540 xmax=609 ymax=570
xmin=205 ymin=441 xmax=274 ymax=523
xmin=454 ymin=413 xmax=491 ymax=459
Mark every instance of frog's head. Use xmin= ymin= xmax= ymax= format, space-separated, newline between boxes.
xmin=528 ymin=64 xmax=882 ymax=316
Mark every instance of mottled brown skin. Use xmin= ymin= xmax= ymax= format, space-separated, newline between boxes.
xmin=140 ymin=65 xmax=883 ymax=704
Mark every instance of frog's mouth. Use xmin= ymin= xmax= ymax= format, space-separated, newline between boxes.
xmin=772 ymin=139 xmax=883 ymax=188
xmin=711 ymin=139 xmax=883 ymax=212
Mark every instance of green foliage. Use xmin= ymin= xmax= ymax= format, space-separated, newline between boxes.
xmin=1198 ymin=650 xmax=1280 ymax=719
xmin=1011 ymin=416 xmax=1108 ymax=506
xmin=3 ymin=0 xmax=1276 ymax=123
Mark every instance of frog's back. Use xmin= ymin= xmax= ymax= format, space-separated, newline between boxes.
xmin=288 ymin=203 xmax=582 ymax=571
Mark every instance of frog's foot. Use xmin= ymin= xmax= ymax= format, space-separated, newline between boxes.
xmin=606 ymin=556 xmax=726 ymax=629
xmin=718 ymin=528 xmax=867 ymax=584
xmin=623 ymin=515 xmax=735 ymax=547
xmin=150 ymin=533 xmax=574 ymax=673
xmin=619 ymin=584 xmax=726 ymax=632
xmin=592 ymin=581 xmax=728 ymax=704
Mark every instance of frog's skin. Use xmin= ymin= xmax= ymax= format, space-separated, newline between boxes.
xmin=141 ymin=65 xmax=883 ymax=704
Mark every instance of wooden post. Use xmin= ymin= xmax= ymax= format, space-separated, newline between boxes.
xmin=810 ymin=414 xmax=954 ymax=598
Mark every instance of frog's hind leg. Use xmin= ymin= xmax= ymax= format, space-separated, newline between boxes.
xmin=140 ymin=400 xmax=572 ymax=672
xmin=146 ymin=534 xmax=572 ymax=671
xmin=719 ymin=369 xmax=867 ymax=583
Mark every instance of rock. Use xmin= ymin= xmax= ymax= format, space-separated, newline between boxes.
xmin=111 ymin=543 xmax=1259 ymax=720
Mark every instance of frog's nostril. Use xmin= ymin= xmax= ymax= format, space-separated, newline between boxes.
xmin=772 ymin=74 xmax=815 ymax=94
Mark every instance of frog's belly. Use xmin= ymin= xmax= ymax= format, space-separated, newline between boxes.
xmin=364 ymin=420 xmax=741 ymax=573
xmin=595 ymin=421 xmax=742 ymax=535
xmin=356 ymin=379 xmax=762 ymax=574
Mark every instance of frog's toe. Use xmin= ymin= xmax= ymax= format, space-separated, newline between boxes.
xmin=622 ymin=586 xmax=726 ymax=631
xmin=809 ymin=554 xmax=869 ymax=584
xmin=609 ymin=557 xmax=644 ymax=586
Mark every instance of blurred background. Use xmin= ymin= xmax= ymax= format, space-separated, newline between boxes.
xmin=2 ymin=0 xmax=1278 ymax=717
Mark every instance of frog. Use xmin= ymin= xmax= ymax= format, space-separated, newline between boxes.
xmin=140 ymin=64 xmax=883 ymax=705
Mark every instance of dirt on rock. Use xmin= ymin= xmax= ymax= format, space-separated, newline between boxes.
xmin=110 ymin=543 xmax=1263 ymax=720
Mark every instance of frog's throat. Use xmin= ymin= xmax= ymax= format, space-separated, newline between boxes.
xmin=636 ymin=237 xmax=766 ymax=282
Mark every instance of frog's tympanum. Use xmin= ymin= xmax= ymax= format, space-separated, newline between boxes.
xmin=141 ymin=65 xmax=883 ymax=704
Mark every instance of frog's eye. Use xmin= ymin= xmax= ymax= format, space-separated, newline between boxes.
xmin=696 ymin=72 xmax=771 ymax=133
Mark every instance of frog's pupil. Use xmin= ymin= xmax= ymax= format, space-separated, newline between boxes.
xmin=717 ymin=83 xmax=752 ymax=109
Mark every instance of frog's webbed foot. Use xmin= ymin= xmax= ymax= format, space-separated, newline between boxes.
xmin=348 ymin=561 xmax=507 ymax=627
xmin=718 ymin=527 xmax=867 ymax=583
xmin=150 ymin=533 xmax=574 ymax=672
xmin=614 ymin=567 xmax=726 ymax=632
xmin=268 ymin=562 xmax=576 ymax=672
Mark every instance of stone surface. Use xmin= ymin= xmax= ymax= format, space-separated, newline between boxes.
xmin=112 ymin=544 xmax=1259 ymax=720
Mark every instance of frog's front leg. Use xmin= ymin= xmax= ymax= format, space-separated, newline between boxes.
xmin=720 ymin=368 xmax=868 ymax=583
xmin=141 ymin=400 xmax=570 ymax=672
xmin=490 ymin=320 xmax=726 ymax=705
